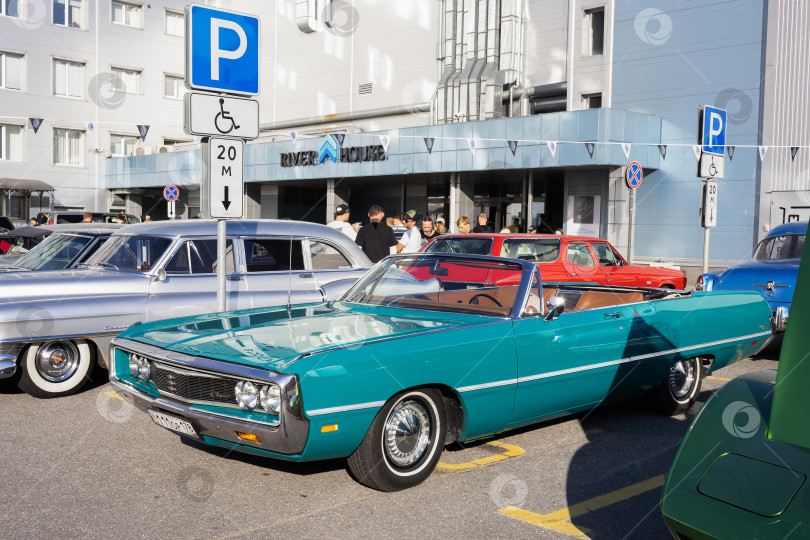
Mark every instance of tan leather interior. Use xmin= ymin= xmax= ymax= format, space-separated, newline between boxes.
xmin=574 ymin=291 xmax=644 ymax=310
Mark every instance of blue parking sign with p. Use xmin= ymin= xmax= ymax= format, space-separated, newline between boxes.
xmin=702 ymin=105 xmax=727 ymax=156
xmin=186 ymin=5 xmax=259 ymax=95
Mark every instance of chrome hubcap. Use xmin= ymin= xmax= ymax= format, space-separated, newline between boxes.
xmin=384 ymin=400 xmax=431 ymax=467
xmin=669 ymin=359 xmax=696 ymax=400
xmin=35 ymin=341 xmax=80 ymax=382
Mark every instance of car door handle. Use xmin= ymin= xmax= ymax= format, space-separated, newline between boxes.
xmin=570 ymin=273 xmax=578 ymax=277
xmin=299 ymin=273 xmax=314 ymax=279
xmin=226 ymin=275 xmax=243 ymax=281
xmin=604 ymin=312 xmax=622 ymax=318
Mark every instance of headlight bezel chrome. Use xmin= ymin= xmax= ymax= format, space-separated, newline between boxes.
xmin=234 ymin=381 xmax=259 ymax=411
xmin=259 ymin=384 xmax=281 ymax=414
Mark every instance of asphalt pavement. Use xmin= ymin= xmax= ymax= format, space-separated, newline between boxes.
xmin=0 ymin=342 xmax=781 ymax=539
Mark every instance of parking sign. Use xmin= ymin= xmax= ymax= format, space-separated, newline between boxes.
xmin=701 ymin=105 xmax=727 ymax=156
xmin=185 ymin=5 xmax=259 ymax=95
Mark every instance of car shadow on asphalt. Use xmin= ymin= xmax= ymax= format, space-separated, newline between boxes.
xmin=178 ymin=436 xmax=349 ymax=477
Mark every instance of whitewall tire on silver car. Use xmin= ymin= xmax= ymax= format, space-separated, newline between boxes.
xmin=18 ymin=340 xmax=94 ymax=398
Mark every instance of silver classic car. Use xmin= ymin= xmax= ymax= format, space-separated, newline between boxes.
xmin=0 ymin=219 xmax=371 ymax=398
xmin=0 ymin=224 xmax=121 ymax=272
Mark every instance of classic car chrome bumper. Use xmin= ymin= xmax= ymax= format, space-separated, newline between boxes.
xmin=0 ymin=343 xmax=25 ymax=379
xmin=109 ymin=339 xmax=309 ymax=456
xmin=772 ymin=305 xmax=789 ymax=333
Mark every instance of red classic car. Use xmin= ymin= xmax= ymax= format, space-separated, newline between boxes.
xmin=422 ymin=233 xmax=687 ymax=289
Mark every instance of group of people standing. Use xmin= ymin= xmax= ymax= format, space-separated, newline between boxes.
xmin=328 ymin=204 xmax=542 ymax=263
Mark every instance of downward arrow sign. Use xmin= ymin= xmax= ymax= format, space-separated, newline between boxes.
xmin=222 ymin=185 xmax=231 ymax=210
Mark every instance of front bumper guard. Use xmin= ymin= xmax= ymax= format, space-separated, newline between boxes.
xmin=110 ymin=339 xmax=309 ymax=456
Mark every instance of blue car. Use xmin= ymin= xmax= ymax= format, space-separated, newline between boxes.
xmin=696 ymin=220 xmax=806 ymax=331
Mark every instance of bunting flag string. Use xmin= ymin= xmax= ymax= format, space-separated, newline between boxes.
xmin=136 ymin=125 xmax=149 ymax=142
xmin=621 ymin=143 xmax=631 ymax=159
xmin=657 ymin=144 xmax=667 ymax=159
xmin=467 ymin=138 xmax=476 ymax=154
xmin=84 ymin=121 xmax=95 ymax=132
xmin=692 ymin=145 xmax=701 ymax=160
xmin=423 ymin=137 xmax=435 ymax=154
xmin=29 ymin=118 xmax=43 ymax=134
xmin=334 ymin=134 xmax=345 ymax=144
xmin=289 ymin=131 xmax=297 ymax=142
xmin=379 ymin=135 xmax=389 ymax=153
xmin=758 ymin=146 xmax=768 ymax=161
xmin=791 ymin=146 xmax=799 ymax=161
xmin=585 ymin=142 xmax=595 ymax=158
xmin=546 ymin=141 xmax=557 ymax=157
xmin=727 ymin=146 xmax=735 ymax=160
xmin=508 ymin=140 xmax=518 ymax=156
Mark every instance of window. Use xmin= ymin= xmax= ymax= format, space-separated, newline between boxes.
xmin=165 ymin=10 xmax=184 ymax=36
xmin=53 ymin=128 xmax=84 ymax=166
xmin=500 ymin=238 xmax=561 ymax=263
xmin=0 ymin=51 xmax=23 ymax=90
xmin=165 ymin=240 xmax=234 ymax=274
xmin=164 ymin=75 xmax=185 ymax=99
xmin=111 ymin=67 xmax=141 ymax=94
xmin=424 ymin=237 xmax=494 ymax=255
xmin=110 ymin=133 xmax=138 ymax=157
xmin=1 ymin=0 xmax=20 ymax=17
xmin=583 ymin=93 xmax=602 ymax=109
xmin=244 ymin=239 xmax=305 ymax=272
xmin=0 ymin=124 xmax=23 ymax=161
xmin=590 ymin=243 xmax=623 ymax=267
xmin=567 ymin=242 xmax=596 ymax=267
xmin=53 ymin=59 xmax=84 ymax=98
xmin=586 ymin=7 xmax=605 ymax=56
xmin=53 ymin=0 xmax=84 ymax=28
xmin=111 ymin=1 xmax=142 ymax=28
xmin=309 ymin=241 xmax=352 ymax=270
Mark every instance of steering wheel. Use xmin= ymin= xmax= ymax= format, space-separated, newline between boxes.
xmin=469 ymin=293 xmax=503 ymax=307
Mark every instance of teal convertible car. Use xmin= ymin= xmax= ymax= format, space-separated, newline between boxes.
xmin=109 ymin=253 xmax=773 ymax=491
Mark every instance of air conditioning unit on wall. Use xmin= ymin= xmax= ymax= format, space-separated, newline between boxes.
xmin=156 ymin=145 xmax=175 ymax=154
xmin=134 ymin=146 xmax=152 ymax=156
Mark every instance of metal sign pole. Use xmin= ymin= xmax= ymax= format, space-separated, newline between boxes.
xmin=217 ymin=218 xmax=226 ymax=312
xmin=627 ymin=188 xmax=635 ymax=265
xmin=702 ymin=226 xmax=710 ymax=275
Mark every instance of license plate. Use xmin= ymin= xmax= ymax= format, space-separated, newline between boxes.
xmin=148 ymin=409 xmax=198 ymax=438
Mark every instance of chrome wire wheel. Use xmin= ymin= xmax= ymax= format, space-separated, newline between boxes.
xmin=35 ymin=340 xmax=80 ymax=383
xmin=383 ymin=399 xmax=432 ymax=468
xmin=669 ymin=358 xmax=696 ymax=401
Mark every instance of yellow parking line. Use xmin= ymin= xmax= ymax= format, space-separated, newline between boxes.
xmin=105 ymin=391 xmax=124 ymax=401
xmin=498 ymin=474 xmax=666 ymax=537
xmin=436 ymin=441 xmax=524 ymax=471
xmin=707 ymin=375 xmax=732 ymax=381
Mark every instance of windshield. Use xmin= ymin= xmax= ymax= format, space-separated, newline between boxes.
xmin=14 ymin=233 xmax=94 ymax=270
xmin=6 ymin=236 xmax=35 ymax=256
xmin=754 ymin=234 xmax=805 ymax=260
xmin=500 ymin=238 xmax=561 ymax=262
xmin=89 ymin=235 xmax=172 ymax=272
xmin=343 ymin=255 xmax=525 ymax=317
xmin=424 ymin=236 xmax=494 ymax=255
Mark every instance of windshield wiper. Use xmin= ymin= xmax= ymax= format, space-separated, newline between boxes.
xmin=95 ymin=262 xmax=120 ymax=271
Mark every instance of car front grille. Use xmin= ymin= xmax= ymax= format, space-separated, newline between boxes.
xmin=151 ymin=363 xmax=236 ymax=406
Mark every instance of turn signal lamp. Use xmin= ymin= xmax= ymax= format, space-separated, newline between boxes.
xmin=236 ymin=432 xmax=262 ymax=443
xmin=321 ymin=424 xmax=339 ymax=433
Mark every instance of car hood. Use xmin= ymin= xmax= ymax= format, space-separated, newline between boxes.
xmin=121 ymin=302 xmax=489 ymax=372
xmin=0 ymin=267 xmax=149 ymax=307
xmin=712 ymin=259 xmax=799 ymax=303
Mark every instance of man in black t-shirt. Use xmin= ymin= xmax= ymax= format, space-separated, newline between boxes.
xmin=421 ymin=216 xmax=440 ymax=245
xmin=355 ymin=205 xmax=398 ymax=263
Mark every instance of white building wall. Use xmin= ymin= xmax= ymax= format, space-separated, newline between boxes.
xmin=760 ymin=0 xmax=810 ymax=231
xmin=0 ymin=0 xmax=194 ymax=216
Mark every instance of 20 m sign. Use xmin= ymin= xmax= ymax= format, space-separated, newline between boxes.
xmin=204 ymin=137 xmax=244 ymax=218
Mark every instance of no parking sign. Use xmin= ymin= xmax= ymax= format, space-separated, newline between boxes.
xmin=626 ymin=162 xmax=643 ymax=189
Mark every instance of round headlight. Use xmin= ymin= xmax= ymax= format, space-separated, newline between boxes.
xmin=137 ymin=357 xmax=150 ymax=380
xmin=129 ymin=354 xmax=140 ymax=377
xmin=260 ymin=384 xmax=281 ymax=414
xmin=235 ymin=381 xmax=258 ymax=410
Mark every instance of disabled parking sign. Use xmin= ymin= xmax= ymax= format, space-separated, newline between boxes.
xmin=185 ymin=5 xmax=259 ymax=96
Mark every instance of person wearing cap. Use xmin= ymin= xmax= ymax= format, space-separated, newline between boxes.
xmin=327 ymin=203 xmax=356 ymax=241
xmin=396 ymin=209 xmax=422 ymax=253
xmin=435 ymin=217 xmax=446 ymax=233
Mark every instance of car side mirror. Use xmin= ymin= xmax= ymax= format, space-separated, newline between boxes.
xmin=544 ymin=296 xmax=565 ymax=321
xmin=152 ymin=268 xmax=166 ymax=282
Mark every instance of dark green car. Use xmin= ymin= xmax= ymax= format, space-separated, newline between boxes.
xmin=662 ymin=221 xmax=810 ymax=538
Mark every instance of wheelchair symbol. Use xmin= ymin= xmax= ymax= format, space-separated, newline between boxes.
xmin=214 ymin=98 xmax=240 ymax=135
xmin=709 ymin=159 xmax=719 ymax=177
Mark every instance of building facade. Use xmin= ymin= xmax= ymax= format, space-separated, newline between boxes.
xmin=4 ymin=0 xmax=809 ymax=272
